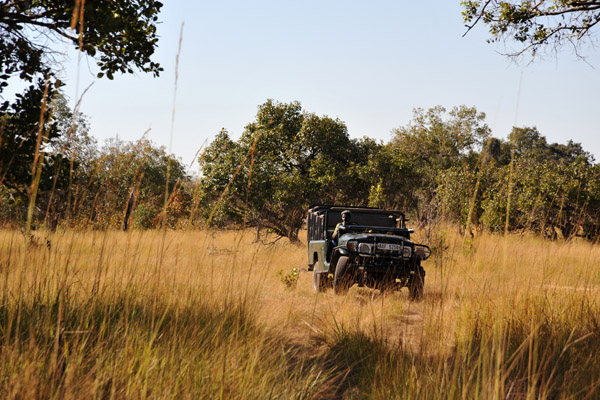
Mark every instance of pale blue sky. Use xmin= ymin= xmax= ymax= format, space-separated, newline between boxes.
xmin=58 ymin=1 xmax=600 ymax=166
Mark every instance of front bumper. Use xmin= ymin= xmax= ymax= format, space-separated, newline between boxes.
xmin=352 ymin=256 xmax=420 ymax=278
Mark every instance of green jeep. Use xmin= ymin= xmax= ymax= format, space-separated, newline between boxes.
xmin=307 ymin=205 xmax=431 ymax=299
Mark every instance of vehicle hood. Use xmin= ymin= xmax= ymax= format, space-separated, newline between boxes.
xmin=339 ymin=232 xmax=413 ymax=246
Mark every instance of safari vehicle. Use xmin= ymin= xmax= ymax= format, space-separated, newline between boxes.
xmin=307 ymin=205 xmax=431 ymax=299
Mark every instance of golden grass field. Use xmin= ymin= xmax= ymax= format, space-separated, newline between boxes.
xmin=1 ymin=227 xmax=599 ymax=399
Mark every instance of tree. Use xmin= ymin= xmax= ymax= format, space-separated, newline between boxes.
xmin=78 ymin=138 xmax=188 ymax=229
xmin=461 ymin=0 xmax=600 ymax=57
xmin=41 ymin=93 xmax=96 ymax=225
xmin=508 ymin=126 xmax=594 ymax=164
xmin=389 ymin=105 xmax=490 ymax=220
xmin=0 ymin=0 xmax=163 ymax=93
xmin=345 ymin=137 xmax=385 ymax=206
xmin=1 ymin=83 xmax=100 ymax=221
xmin=0 ymin=79 xmax=60 ymax=201
xmin=0 ymin=0 xmax=164 ymax=227
xmin=200 ymin=100 xmax=356 ymax=241
xmin=447 ymin=126 xmax=600 ymax=238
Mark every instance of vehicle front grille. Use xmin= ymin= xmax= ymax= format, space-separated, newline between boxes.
xmin=357 ymin=239 xmax=410 ymax=258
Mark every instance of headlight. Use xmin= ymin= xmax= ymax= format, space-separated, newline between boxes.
xmin=402 ymin=246 xmax=412 ymax=258
xmin=347 ymin=240 xmax=357 ymax=251
xmin=358 ymin=243 xmax=373 ymax=254
xmin=415 ymin=245 xmax=431 ymax=260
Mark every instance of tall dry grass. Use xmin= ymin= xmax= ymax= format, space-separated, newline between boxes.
xmin=0 ymin=227 xmax=599 ymax=399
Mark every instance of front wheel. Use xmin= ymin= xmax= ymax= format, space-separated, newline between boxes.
xmin=333 ymin=256 xmax=354 ymax=295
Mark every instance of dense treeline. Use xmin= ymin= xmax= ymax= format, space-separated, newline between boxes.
xmin=2 ymin=1 xmax=599 ymax=239
xmin=201 ymin=100 xmax=600 ymax=241
xmin=0 ymin=92 xmax=188 ymax=230
xmin=1 ymin=97 xmax=599 ymax=240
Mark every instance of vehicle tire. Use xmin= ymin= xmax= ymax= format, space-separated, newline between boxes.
xmin=312 ymin=262 xmax=328 ymax=293
xmin=333 ymin=256 xmax=353 ymax=295
xmin=409 ymin=267 xmax=425 ymax=301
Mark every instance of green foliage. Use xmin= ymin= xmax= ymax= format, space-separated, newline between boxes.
xmin=392 ymin=105 xmax=490 ymax=170
xmin=1 ymin=116 xmax=190 ymax=229
xmin=1 ymin=88 xmax=599 ymax=239
xmin=0 ymin=0 xmax=163 ymax=94
xmin=0 ymin=186 xmax=18 ymax=227
xmin=82 ymin=138 xmax=188 ymax=229
xmin=436 ymin=163 xmax=480 ymax=225
xmin=461 ymin=1 xmax=600 ymax=56
xmin=278 ymin=267 xmax=299 ymax=290
xmin=197 ymin=101 xmax=600 ymax=241
xmin=0 ymin=79 xmax=61 ymax=200
xmin=200 ymin=100 xmax=360 ymax=241
xmin=388 ymin=105 xmax=490 ymax=219
xmin=0 ymin=0 xmax=164 ymax=229
xmin=436 ymin=125 xmax=600 ymax=238
xmin=368 ymin=179 xmax=385 ymax=208
xmin=133 ymin=202 xmax=160 ymax=230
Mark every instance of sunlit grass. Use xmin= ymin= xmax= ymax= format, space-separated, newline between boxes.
xmin=1 ymin=227 xmax=598 ymax=399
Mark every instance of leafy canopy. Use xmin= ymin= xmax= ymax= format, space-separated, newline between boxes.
xmin=461 ymin=0 xmax=600 ymax=57
xmin=200 ymin=100 xmax=355 ymax=241
xmin=0 ymin=0 xmax=164 ymax=215
xmin=0 ymin=0 xmax=163 ymax=92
